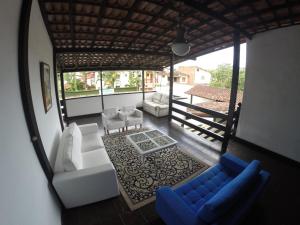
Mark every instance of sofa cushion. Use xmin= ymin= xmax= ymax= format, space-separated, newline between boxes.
xmin=197 ymin=160 xmax=261 ymax=223
xmin=81 ymin=133 xmax=104 ymax=152
xmin=54 ymin=127 xmax=70 ymax=173
xmin=152 ymin=93 xmax=162 ymax=103
xmin=103 ymin=108 xmax=118 ymax=119
xmin=63 ymin=123 xmax=83 ymax=171
xmin=160 ymin=94 xmax=169 ymax=105
xmin=82 ymin=149 xmax=111 ymax=169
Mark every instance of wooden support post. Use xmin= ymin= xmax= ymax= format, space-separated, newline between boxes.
xmin=53 ymin=49 xmax=64 ymax=131
xmin=100 ymin=70 xmax=104 ymax=111
xmin=168 ymin=54 xmax=174 ymax=121
xmin=221 ymin=31 xmax=240 ymax=153
xmin=142 ymin=70 xmax=145 ymax=101
xmin=60 ymin=71 xmax=68 ymax=124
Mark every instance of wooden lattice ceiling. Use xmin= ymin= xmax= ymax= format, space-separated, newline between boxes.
xmin=39 ymin=0 xmax=300 ymax=71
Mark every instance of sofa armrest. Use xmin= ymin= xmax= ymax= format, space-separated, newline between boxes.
xmin=134 ymin=109 xmax=143 ymax=118
xmin=53 ymin=164 xmax=119 ymax=208
xmin=220 ymin=153 xmax=248 ymax=174
xmin=78 ymin=123 xmax=99 ymax=135
xmin=156 ymin=187 xmax=201 ymax=225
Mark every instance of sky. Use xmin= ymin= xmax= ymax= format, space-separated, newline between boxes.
xmin=174 ymin=43 xmax=247 ymax=70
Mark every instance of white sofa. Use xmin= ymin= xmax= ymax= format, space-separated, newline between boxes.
xmin=53 ymin=122 xmax=119 ymax=208
xmin=143 ymin=92 xmax=169 ymax=117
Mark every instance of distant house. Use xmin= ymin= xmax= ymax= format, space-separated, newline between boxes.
xmin=185 ymin=84 xmax=243 ymax=117
xmin=176 ymin=66 xmax=212 ymax=85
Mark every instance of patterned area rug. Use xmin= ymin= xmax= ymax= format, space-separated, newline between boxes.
xmin=102 ymin=128 xmax=209 ymax=210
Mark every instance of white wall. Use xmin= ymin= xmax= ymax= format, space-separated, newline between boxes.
xmin=66 ymin=92 xmax=154 ymax=117
xmin=0 ymin=0 xmax=62 ymax=224
xmin=28 ymin=0 xmax=62 ymax=167
xmin=237 ymin=25 xmax=300 ymax=162
xmin=66 ymin=96 xmax=103 ymax=117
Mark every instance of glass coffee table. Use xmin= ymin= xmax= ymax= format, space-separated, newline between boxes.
xmin=126 ymin=129 xmax=177 ymax=163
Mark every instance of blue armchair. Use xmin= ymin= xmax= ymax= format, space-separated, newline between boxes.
xmin=156 ymin=153 xmax=270 ymax=225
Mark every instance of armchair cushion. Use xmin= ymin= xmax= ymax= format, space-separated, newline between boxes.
xmin=197 ymin=160 xmax=261 ymax=223
xmin=122 ymin=105 xmax=136 ymax=115
xmin=103 ymin=108 xmax=118 ymax=119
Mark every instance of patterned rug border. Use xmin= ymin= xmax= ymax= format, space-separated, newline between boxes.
xmin=102 ymin=129 xmax=210 ymax=211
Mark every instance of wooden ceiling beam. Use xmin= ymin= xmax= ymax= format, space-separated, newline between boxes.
xmin=106 ymin=0 xmax=140 ymax=49
xmin=90 ymin=0 xmax=108 ymax=48
xmin=62 ymin=66 xmax=164 ymax=73
xmin=55 ymin=48 xmax=170 ymax=56
xmin=182 ymin=0 xmax=252 ymax=39
xmin=69 ymin=0 xmax=75 ymax=47
xmin=265 ymin=0 xmax=281 ymax=26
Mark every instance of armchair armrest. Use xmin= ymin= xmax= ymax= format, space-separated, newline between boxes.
xmin=134 ymin=109 xmax=143 ymax=118
xmin=53 ymin=164 xmax=119 ymax=208
xmin=156 ymin=187 xmax=200 ymax=225
xmin=78 ymin=123 xmax=99 ymax=135
xmin=102 ymin=113 xmax=108 ymax=126
xmin=220 ymin=153 xmax=248 ymax=174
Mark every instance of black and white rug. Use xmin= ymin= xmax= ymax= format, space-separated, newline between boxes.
xmin=102 ymin=128 xmax=209 ymax=210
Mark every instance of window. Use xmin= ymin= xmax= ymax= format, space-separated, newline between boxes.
xmin=102 ymin=71 xmax=142 ymax=95
xmin=63 ymin=72 xmax=101 ymax=99
xmin=144 ymin=71 xmax=169 ymax=94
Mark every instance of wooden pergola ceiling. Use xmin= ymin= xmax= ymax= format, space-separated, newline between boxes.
xmin=39 ymin=0 xmax=300 ymax=71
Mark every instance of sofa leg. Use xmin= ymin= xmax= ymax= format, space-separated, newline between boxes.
xmin=107 ymin=130 xmax=110 ymax=135
xmin=126 ymin=126 xmax=128 ymax=131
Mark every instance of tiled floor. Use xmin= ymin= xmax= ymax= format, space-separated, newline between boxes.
xmin=63 ymin=113 xmax=300 ymax=225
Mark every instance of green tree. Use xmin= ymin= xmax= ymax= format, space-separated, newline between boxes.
xmin=128 ymin=71 xmax=141 ymax=90
xmin=102 ymin=71 xmax=119 ymax=88
xmin=209 ymin=64 xmax=245 ymax=91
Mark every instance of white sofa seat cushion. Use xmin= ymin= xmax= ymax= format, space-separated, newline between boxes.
xmin=82 ymin=149 xmax=111 ymax=169
xmin=143 ymin=100 xmax=161 ymax=108
xmin=81 ymin=133 xmax=104 ymax=153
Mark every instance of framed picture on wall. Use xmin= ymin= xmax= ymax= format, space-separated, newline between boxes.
xmin=40 ymin=62 xmax=52 ymax=113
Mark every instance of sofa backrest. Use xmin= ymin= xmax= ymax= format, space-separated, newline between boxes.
xmin=160 ymin=94 xmax=169 ymax=105
xmin=152 ymin=92 xmax=162 ymax=103
xmin=197 ymin=160 xmax=261 ymax=223
xmin=54 ymin=122 xmax=83 ymax=173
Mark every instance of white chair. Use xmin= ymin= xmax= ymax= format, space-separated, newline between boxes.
xmin=120 ymin=105 xmax=143 ymax=130
xmin=102 ymin=108 xmax=126 ymax=134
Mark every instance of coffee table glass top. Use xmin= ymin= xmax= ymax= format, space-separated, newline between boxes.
xmin=126 ymin=129 xmax=177 ymax=154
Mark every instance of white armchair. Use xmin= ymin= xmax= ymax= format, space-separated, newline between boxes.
xmin=102 ymin=108 xmax=126 ymax=134
xmin=120 ymin=105 xmax=143 ymax=130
